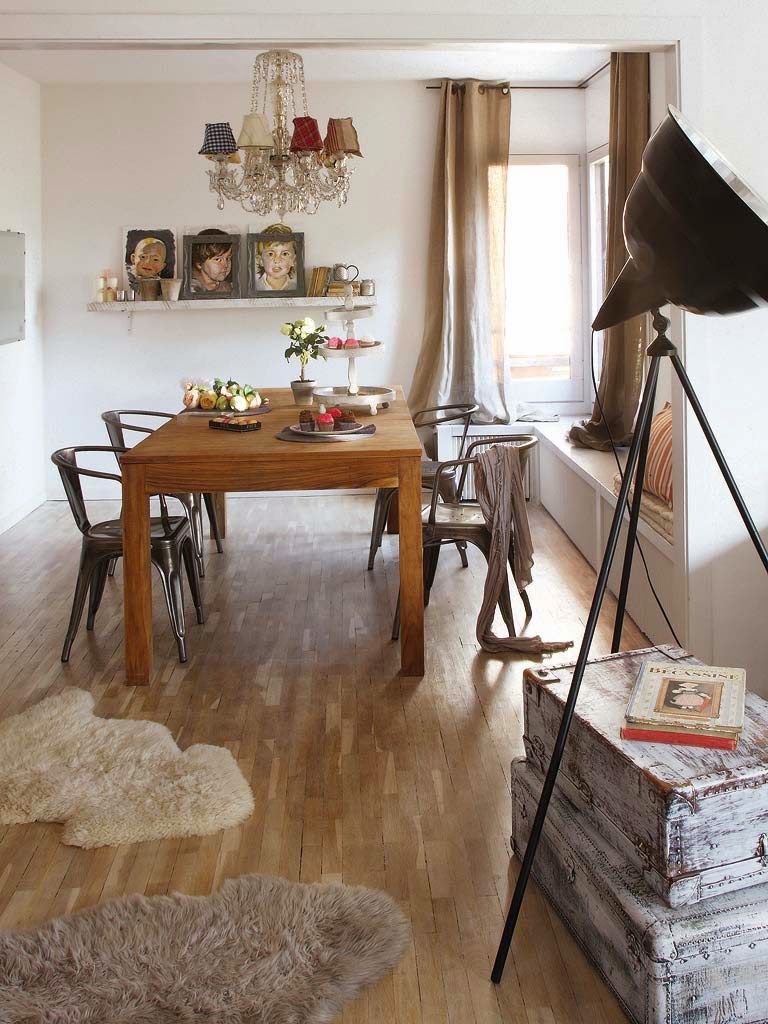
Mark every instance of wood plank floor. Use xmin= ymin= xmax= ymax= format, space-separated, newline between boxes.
xmin=0 ymin=495 xmax=647 ymax=1022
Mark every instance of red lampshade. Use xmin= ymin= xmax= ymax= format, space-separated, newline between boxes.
xmin=290 ymin=116 xmax=324 ymax=153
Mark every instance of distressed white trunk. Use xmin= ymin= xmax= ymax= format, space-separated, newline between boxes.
xmin=523 ymin=646 xmax=768 ymax=907
xmin=512 ymin=760 xmax=768 ymax=1024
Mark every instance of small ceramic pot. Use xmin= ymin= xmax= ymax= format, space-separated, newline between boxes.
xmin=161 ymin=278 xmax=182 ymax=301
xmin=139 ymin=278 xmax=161 ymax=301
xmin=290 ymin=380 xmax=316 ymax=406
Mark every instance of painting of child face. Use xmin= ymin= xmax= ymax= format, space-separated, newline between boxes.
xmin=257 ymin=242 xmax=296 ymax=291
xmin=131 ymin=241 xmax=166 ymax=278
xmin=183 ymin=232 xmax=240 ymax=299
xmin=247 ymin=229 xmax=304 ymax=298
xmin=124 ymin=229 xmax=175 ymax=285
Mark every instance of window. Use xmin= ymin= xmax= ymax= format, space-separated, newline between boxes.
xmin=505 ymin=154 xmax=584 ymax=403
xmin=588 ymin=147 xmax=610 ymax=383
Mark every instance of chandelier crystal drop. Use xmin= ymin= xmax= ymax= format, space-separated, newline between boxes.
xmin=199 ymin=50 xmax=361 ymax=218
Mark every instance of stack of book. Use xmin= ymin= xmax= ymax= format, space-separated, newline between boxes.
xmin=306 ymin=266 xmax=332 ymax=297
xmin=326 ymin=280 xmax=361 ymax=297
xmin=621 ymin=659 xmax=746 ymax=749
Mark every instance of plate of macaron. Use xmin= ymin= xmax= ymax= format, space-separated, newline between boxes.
xmin=290 ymin=407 xmax=364 ymax=434
xmin=321 ymin=335 xmax=382 ymax=355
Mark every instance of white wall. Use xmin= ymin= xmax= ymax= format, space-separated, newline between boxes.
xmin=0 ymin=63 xmax=44 ymax=533
xmin=509 ymin=87 xmax=585 ymax=154
xmin=41 ymin=80 xmax=434 ymax=495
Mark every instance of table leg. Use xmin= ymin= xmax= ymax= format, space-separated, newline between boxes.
xmin=212 ymin=493 xmax=227 ymax=539
xmin=386 ymin=490 xmax=400 ymax=535
xmin=123 ymin=463 xmax=153 ymax=685
xmin=398 ymin=456 xmax=425 ymax=676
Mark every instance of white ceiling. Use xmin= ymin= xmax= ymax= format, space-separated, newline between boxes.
xmin=0 ymin=43 xmax=613 ymax=85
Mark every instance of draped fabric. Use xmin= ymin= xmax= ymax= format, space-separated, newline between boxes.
xmin=473 ymin=445 xmax=574 ymax=655
xmin=569 ymin=52 xmax=650 ymax=451
xmin=408 ymin=81 xmax=513 ymax=423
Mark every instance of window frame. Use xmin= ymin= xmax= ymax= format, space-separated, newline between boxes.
xmin=505 ymin=152 xmax=590 ymax=412
xmin=587 ymin=143 xmax=610 ymax=392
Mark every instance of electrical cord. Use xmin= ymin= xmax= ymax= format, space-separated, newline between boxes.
xmin=589 ymin=329 xmax=682 ymax=647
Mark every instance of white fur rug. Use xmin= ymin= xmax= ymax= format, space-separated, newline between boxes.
xmin=0 ymin=688 xmax=254 ymax=847
xmin=0 ymin=874 xmax=409 ymax=1022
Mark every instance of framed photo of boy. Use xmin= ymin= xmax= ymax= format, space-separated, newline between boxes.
xmin=247 ymin=228 xmax=305 ymax=298
xmin=182 ymin=230 xmax=241 ymax=300
xmin=124 ymin=228 xmax=176 ymax=290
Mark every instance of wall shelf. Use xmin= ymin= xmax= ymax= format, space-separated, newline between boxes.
xmin=87 ymin=296 xmax=376 ymax=313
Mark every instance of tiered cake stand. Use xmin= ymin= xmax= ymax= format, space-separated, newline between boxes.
xmin=312 ymin=287 xmax=395 ymax=415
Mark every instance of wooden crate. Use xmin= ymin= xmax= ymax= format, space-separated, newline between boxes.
xmin=522 ymin=646 xmax=768 ymax=907
xmin=512 ymin=759 xmax=768 ymax=1024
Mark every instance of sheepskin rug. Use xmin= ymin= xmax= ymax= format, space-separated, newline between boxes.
xmin=0 ymin=873 xmax=409 ymax=1023
xmin=0 ymin=688 xmax=254 ymax=847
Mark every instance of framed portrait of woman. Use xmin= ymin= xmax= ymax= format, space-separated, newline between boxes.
xmin=247 ymin=227 xmax=305 ymax=298
xmin=182 ymin=229 xmax=241 ymax=300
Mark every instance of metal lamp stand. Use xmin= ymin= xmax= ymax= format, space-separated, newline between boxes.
xmin=492 ymin=308 xmax=768 ymax=983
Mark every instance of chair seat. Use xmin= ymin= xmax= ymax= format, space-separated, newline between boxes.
xmin=423 ymin=503 xmax=488 ymax=542
xmin=87 ymin=516 xmax=188 ymax=542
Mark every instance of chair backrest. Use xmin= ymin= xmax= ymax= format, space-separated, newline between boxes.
xmin=51 ymin=446 xmax=125 ymax=535
xmin=458 ymin=436 xmax=538 ymax=502
xmin=412 ymin=404 xmax=479 ymax=460
xmin=101 ymin=409 xmax=174 ymax=450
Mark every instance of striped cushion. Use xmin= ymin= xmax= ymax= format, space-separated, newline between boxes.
xmin=644 ymin=402 xmax=673 ymax=507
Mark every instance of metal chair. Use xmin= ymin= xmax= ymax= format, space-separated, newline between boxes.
xmin=51 ymin=446 xmax=204 ymax=664
xmin=367 ymin=403 xmax=478 ymax=571
xmin=102 ymin=410 xmax=224 ymax=578
xmin=391 ymin=435 xmax=538 ymax=640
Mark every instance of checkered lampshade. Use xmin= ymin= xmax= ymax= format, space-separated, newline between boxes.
xmin=198 ymin=122 xmax=238 ymax=155
xmin=289 ymin=116 xmax=324 ymax=153
xmin=237 ymin=113 xmax=274 ymax=150
xmin=323 ymin=117 xmax=363 ymax=158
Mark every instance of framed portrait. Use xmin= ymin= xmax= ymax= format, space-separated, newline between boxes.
xmin=182 ymin=230 xmax=241 ymax=300
xmin=247 ymin=228 xmax=305 ymax=298
xmin=124 ymin=228 xmax=176 ymax=290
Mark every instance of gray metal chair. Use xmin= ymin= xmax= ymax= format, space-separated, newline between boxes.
xmin=102 ymin=410 xmax=224 ymax=578
xmin=51 ymin=445 xmax=204 ymax=664
xmin=367 ymin=403 xmax=478 ymax=571
xmin=391 ymin=435 xmax=538 ymax=640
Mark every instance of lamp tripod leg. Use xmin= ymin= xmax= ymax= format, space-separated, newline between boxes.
xmin=491 ymin=355 xmax=661 ymax=984
xmin=611 ymin=359 xmax=660 ymax=652
xmin=670 ymin=353 xmax=768 ymax=574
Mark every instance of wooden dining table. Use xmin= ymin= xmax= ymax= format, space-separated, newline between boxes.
xmin=119 ymin=387 xmax=424 ymax=684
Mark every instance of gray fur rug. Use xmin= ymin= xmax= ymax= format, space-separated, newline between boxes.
xmin=0 ymin=874 xmax=409 ymax=1022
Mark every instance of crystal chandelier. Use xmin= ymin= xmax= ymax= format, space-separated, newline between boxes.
xmin=198 ymin=50 xmax=362 ymax=218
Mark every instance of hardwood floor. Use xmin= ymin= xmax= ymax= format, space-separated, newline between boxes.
xmin=0 ymin=495 xmax=647 ymax=1022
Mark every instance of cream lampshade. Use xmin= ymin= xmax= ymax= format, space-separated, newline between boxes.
xmin=237 ymin=113 xmax=274 ymax=150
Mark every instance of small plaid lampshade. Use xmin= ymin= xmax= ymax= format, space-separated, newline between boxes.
xmin=323 ymin=117 xmax=362 ymax=158
xmin=289 ymin=116 xmax=324 ymax=153
xmin=198 ymin=122 xmax=238 ymax=155
xmin=237 ymin=113 xmax=274 ymax=150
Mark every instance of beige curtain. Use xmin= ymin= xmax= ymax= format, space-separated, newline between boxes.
xmin=409 ymin=81 xmax=512 ymax=423
xmin=569 ymin=52 xmax=650 ymax=450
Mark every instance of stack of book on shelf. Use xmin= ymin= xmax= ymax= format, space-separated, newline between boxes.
xmin=326 ymin=280 xmax=361 ymax=297
xmin=306 ymin=267 xmax=332 ymax=297
xmin=621 ymin=658 xmax=746 ymax=749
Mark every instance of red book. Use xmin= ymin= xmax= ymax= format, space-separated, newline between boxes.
xmin=620 ymin=723 xmax=737 ymax=750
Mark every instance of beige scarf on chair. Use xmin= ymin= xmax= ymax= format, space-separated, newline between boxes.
xmin=473 ymin=445 xmax=574 ymax=655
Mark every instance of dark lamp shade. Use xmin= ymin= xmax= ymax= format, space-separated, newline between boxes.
xmin=289 ymin=116 xmax=324 ymax=153
xmin=593 ymin=106 xmax=768 ymax=331
xmin=198 ymin=122 xmax=238 ymax=156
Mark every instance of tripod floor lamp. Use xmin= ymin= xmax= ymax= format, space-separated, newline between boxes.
xmin=492 ymin=105 xmax=768 ymax=983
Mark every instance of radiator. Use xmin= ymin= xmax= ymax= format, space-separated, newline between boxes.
xmin=450 ymin=433 xmax=531 ymax=500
